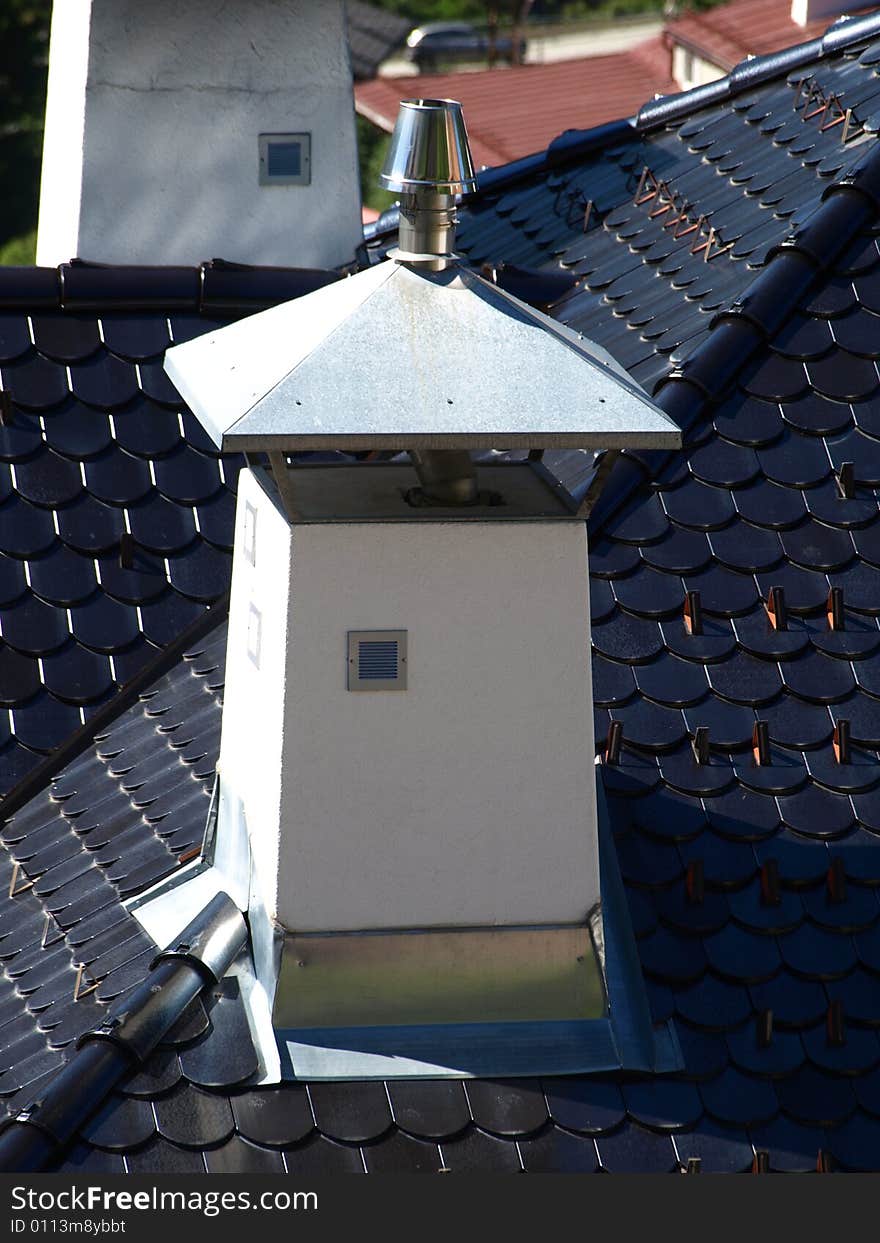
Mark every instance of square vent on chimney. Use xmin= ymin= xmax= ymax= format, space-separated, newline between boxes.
xmin=347 ymin=631 xmax=407 ymax=691
xmin=259 ymin=133 xmax=311 ymax=186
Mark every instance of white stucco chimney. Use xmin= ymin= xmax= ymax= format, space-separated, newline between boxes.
xmin=156 ymin=101 xmax=681 ymax=1076
xmin=36 ymin=0 xmax=362 ymax=268
xmin=790 ymin=0 xmax=847 ymax=26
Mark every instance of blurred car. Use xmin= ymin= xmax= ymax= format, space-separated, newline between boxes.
xmin=405 ymin=21 xmax=527 ymax=72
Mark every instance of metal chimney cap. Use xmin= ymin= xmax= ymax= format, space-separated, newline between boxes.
xmin=164 ymin=261 xmax=682 ymax=454
xmin=380 ymin=98 xmax=476 ymax=195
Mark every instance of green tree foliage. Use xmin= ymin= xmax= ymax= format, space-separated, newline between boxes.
xmin=365 ymin=0 xmax=669 ymax=21
xmin=0 ymin=229 xmax=37 ymax=266
xmin=357 ymin=115 xmax=398 ymax=214
xmin=365 ymin=0 xmax=488 ymax=20
xmin=0 ymin=1 xmax=50 ymax=254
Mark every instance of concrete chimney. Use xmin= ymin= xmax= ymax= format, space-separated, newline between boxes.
xmin=36 ymin=0 xmax=362 ymax=268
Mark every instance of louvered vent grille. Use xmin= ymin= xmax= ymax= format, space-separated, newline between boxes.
xmin=358 ymin=640 xmax=399 ymax=680
xmin=347 ymin=630 xmax=407 ymax=691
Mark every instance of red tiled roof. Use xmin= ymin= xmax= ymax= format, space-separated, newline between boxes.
xmin=666 ymin=0 xmax=870 ymax=70
xmin=355 ymin=37 xmax=677 ymax=169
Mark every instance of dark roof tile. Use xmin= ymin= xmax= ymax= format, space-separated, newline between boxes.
xmin=609 ymin=699 xmax=688 ymax=751
xmin=680 ymin=833 xmax=757 ymax=891
xmin=308 ymin=1082 xmax=393 ymax=1144
xmin=734 ymin=477 xmax=808 ymax=528
xmin=829 ymin=561 xmax=880 ymax=614
xmin=661 ymin=615 xmax=738 ymax=663
xmin=386 ymin=1080 xmax=471 ymax=1141
xmin=749 ymin=1116 xmax=828 ymax=1171
xmin=69 ymin=355 xmax=138 ymax=410
xmin=195 ymin=489 xmax=236 ymax=551
xmin=139 ymin=594 xmax=206 ymax=649
xmin=283 ymin=1136 xmax=364 ymax=1175
xmin=778 ymin=922 xmax=858 ymax=979
xmin=125 ymin=1138 xmax=206 ymax=1174
xmin=776 ymin=1064 xmax=856 ymax=1126
xmin=592 ymin=611 xmax=664 ymax=664
xmin=543 ymin=1078 xmax=625 ymax=1135
xmin=127 ymin=494 xmax=196 ymax=555
xmin=0 ymin=648 xmax=40 ymax=706
xmin=154 ymin=1084 xmax=236 ymax=1149
xmin=362 ymin=1132 xmax=443 ymax=1174
xmin=705 ymin=923 xmax=782 ymax=985
xmin=118 ymin=1048 xmax=182 ymax=1099
xmin=589 ymin=538 xmax=641 ymax=579
xmin=703 ymin=784 xmax=779 ymax=839
xmin=138 ymin=359 xmax=182 ymax=406
xmin=727 ymin=1018 xmax=806 ymax=1077
xmin=623 ymin=1079 xmax=703 ymax=1131
xmin=438 ymin=1127 xmax=522 ymax=1172
xmin=166 ymin=543 xmax=230 ymax=604
xmin=674 ymin=975 xmax=753 ymax=1030
xmin=15 ymin=451 xmax=83 ymax=508
xmin=802 ymin=1020 xmax=880 ymax=1075
xmin=661 ymin=478 xmax=737 ymax=530
xmin=113 ymin=399 xmax=182 ymax=458
xmin=53 ymin=1144 xmax=125 ymax=1174
xmin=641 ymin=525 xmax=713 ymax=575
xmin=683 ymin=696 xmax=757 ymax=750
xmin=825 ymin=1111 xmax=880 ymax=1170
xmin=30 ymin=547 xmax=98 ymax=608
xmin=0 ymin=317 xmax=32 ymax=363
xmin=802 ymin=881 xmax=879 ymax=938
xmin=204 ymin=1136 xmax=286 ymax=1174
xmin=827 ymin=426 xmax=880 ymax=486
xmin=595 ymin=1121 xmax=678 ymax=1173
xmin=0 ymin=496 xmax=58 ymax=559
xmin=781 ymin=392 xmax=853 ymax=437
xmin=639 ymin=925 xmax=708 ymax=984
xmin=42 ymin=645 xmax=114 ymax=707
xmin=154 ymin=445 xmax=223 ymax=507
xmin=100 ymin=314 xmax=172 ymax=362
xmin=2 ymin=354 xmax=70 ymax=410
xmin=231 ymin=1087 xmax=314 ymax=1148
xmin=518 ymin=1126 xmax=600 ymax=1172
xmin=178 ymin=983 xmax=259 ymax=1089
xmin=57 ymin=494 xmax=126 ymax=555
xmin=778 ymin=784 xmax=855 ymax=840
xmin=676 ymin=1118 xmax=754 ymax=1172
xmin=461 ymin=1080 xmax=547 ymax=1138
xmin=707 ymin=651 xmax=782 ymax=705
xmin=831 ymin=306 xmax=880 ymax=356
xmin=161 ymin=998 xmax=210 ymax=1048
xmin=83 ymin=448 xmax=153 ymax=507
xmin=79 ymin=1094 xmax=156 ymax=1152
xmin=700 ymin=1066 xmax=778 ymax=1126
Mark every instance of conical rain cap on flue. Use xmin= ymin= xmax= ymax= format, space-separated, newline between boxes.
xmin=380 ymin=98 xmax=476 ymax=194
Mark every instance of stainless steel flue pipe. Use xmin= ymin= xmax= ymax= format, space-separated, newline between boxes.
xmin=380 ymin=99 xmax=479 ymax=506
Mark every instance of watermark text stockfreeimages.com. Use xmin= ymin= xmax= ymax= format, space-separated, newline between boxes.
xmin=10 ymin=1185 xmax=316 ymax=1221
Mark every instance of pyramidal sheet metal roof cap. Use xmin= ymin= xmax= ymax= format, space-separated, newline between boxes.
xmin=164 ymin=258 xmax=681 ymax=453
